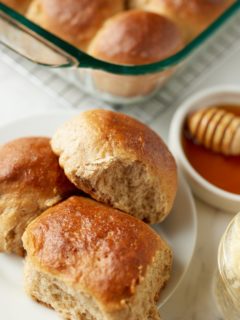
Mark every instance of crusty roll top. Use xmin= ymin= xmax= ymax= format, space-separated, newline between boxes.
xmin=52 ymin=109 xmax=177 ymax=187
xmin=27 ymin=0 xmax=124 ymax=49
xmin=0 ymin=137 xmax=75 ymax=198
xmin=159 ymin=0 xmax=234 ymax=28
xmin=23 ymin=196 xmax=170 ymax=311
xmin=143 ymin=0 xmax=233 ymax=15
xmin=130 ymin=0 xmax=234 ymax=41
xmin=66 ymin=109 xmax=175 ymax=171
xmin=89 ymin=10 xmax=183 ymax=65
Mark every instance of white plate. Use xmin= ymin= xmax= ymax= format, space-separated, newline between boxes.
xmin=0 ymin=112 xmax=197 ymax=319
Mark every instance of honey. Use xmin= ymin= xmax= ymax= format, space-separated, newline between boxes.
xmin=182 ymin=105 xmax=240 ymax=195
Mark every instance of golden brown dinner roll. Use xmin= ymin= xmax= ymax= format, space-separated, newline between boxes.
xmin=26 ymin=0 xmax=125 ymax=50
xmin=23 ymin=196 xmax=172 ymax=320
xmin=1 ymin=0 xmax=32 ymax=14
xmin=88 ymin=10 xmax=184 ymax=98
xmin=51 ymin=109 xmax=177 ymax=224
xmin=129 ymin=0 xmax=234 ymax=41
xmin=0 ymin=137 xmax=77 ymax=256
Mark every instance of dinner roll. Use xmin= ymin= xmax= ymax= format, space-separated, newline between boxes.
xmin=1 ymin=0 xmax=32 ymax=13
xmin=0 ymin=137 xmax=76 ymax=256
xmin=23 ymin=196 xmax=172 ymax=320
xmin=26 ymin=0 xmax=125 ymax=50
xmin=51 ymin=109 xmax=177 ymax=224
xmin=88 ymin=10 xmax=183 ymax=98
xmin=129 ymin=0 xmax=234 ymax=41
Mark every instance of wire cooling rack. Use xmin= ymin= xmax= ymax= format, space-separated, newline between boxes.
xmin=0 ymin=11 xmax=240 ymax=124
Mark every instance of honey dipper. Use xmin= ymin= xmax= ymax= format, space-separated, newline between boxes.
xmin=187 ymin=107 xmax=240 ymax=155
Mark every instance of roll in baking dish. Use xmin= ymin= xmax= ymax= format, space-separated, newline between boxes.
xmin=88 ymin=10 xmax=183 ymax=97
xmin=129 ymin=0 xmax=235 ymax=41
xmin=26 ymin=0 xmax=125 ymax=50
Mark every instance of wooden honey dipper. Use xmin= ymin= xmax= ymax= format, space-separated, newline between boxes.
xmin=187 ymin=107 xmax=240 ymax=155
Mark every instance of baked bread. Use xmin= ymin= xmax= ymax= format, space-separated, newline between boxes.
xmin=51 ymin=109 xmax=177 ymax=224
xmin=23 ymin=196 xmax=172 ymax=320
xmin=88 ymin=10 xmax=183 ymax=98
xmin=0 ymin=137 xmax=76 ymax=256
xmin=26 ymin=0 xmax=125 ymax=50
xmin=1 ymin=0 xmax=32 ymax=13
xmin=129 ymin=0 xmax=234 ymax=41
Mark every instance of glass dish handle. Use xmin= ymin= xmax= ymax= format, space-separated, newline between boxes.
xmin=0 ymin=3 xmax=94 ymax=68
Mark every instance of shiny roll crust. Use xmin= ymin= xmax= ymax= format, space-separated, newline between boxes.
xmin=89 ymin=10 xmax=183 ymax=65
xmin=51 ymin=109 xmax=178 ymax=224
xmin=0 ymin=137 xmax=76 ymax=256
xmin=129 ymin=0 xmax=234 ymax=41
xmin=1 ymin=0 xmax=32 ymax=13
xmin=26 ymin=0 xmax=125 ymax=50
xmin=23 ymin=196 xmax=172 ymax=320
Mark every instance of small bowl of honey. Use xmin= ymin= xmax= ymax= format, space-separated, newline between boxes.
xmin=169 ymin=86 xmax=240 ymax=212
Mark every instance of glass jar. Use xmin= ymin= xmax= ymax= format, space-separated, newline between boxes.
xmin=214 ymin=212 xmax=240 ymax=319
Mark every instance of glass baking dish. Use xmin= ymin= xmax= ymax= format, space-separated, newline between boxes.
xmin=0 ymin=1 xmax=239 ymax=105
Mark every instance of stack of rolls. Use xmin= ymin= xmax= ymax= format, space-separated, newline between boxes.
xmin=0 ymin=109 xmax=178 ymax=320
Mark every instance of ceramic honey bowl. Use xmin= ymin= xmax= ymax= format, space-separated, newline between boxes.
xmin=169 ymin=86 xmax=240 ymax=212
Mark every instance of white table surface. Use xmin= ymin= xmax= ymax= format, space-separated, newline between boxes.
xmin=1 ymin=46 xmax=240 ymax=320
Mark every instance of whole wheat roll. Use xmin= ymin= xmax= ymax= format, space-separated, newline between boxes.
xmin=26 ymin=0 xmax=125 ymax=50
xmin=23 ymin=196 xmax=171 ymax=320
xmin=88 ymin=10 xmax=184 ymax=98
xmin=129 ymin=0 xmax=234 ymax=42
xmin=0 ymin=137 xmax=77 ymax=256
xmin=51 ymin=109 xmax=178 ymax=224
